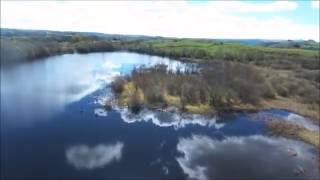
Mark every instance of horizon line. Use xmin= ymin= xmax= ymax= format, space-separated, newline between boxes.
xmin=1 ymin=27 xmax=319 ymax=42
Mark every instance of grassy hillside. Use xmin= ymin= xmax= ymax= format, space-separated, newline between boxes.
xmin=122 ymin=39 xmax=319 ymax=70
xmin=262 ymin=40 xmax=320 ymax=50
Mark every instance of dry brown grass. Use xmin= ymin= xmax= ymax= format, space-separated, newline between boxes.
xmin=262 ymin=97 xmax=320 ymax=123
xmin=267 ymin=118 xmax=320 ymax=149
xmin=260 ymin=66 xmax=320 ymax=123
xmin=114 ymin=79 xmax=320 ymax=124
xmin=117 ymin=82 xmax=145 ymax=106
xmin=185 ymin=104 xmax=213 ymax=114
xmin=116 ymin=81 xmax=215 ymax=114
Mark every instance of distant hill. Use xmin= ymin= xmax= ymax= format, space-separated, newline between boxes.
xmin=215 ymin=39 xmax=278 ymax=46
xmin=0 ymin=28 xmax=163 ymax=41
xmin=261 ymin=40 xmax=319 ymax=50
xmin=2 ymin=28 xmax=318 ymax=50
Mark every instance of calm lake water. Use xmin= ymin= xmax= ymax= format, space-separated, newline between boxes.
xmin=1 ymin=52 xmax=319 ymax=180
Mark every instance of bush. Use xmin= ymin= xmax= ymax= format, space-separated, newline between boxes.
xmin=111 ymin=76 xmax=127 ymax=94
xmin=144 ymin=86 xmax=166 ymax=106
xmin=129 ymin=92 xmax=142 ymax=114
xmin=295 ymin=69 xmax=320 ymax=82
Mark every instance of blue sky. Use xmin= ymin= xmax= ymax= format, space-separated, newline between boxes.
xmin=187 ymin=0 xmax=319 ymax=25
xmin=1 ymin=1 xmax=319 ymax=40
xmin=249 ymin=0 xmax=319 ymax=25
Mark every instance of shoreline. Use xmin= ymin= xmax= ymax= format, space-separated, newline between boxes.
xmin=109 ymin=97 xmax=320 ymax=149
xmin=266 ymin=118 xmax=320 ymax=149
xmin=111 ymin=77 xmax=319 ymax=122
xmin=109 ymin=77 xmax=320 ymax=149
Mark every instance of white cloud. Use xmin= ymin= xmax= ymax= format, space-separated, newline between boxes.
xmin=209 ymin=1 xmax=298 ymax=13
xmin=1 ymin=1 xmax=318 ymax=40
xmin=312 ymin=1 xmax=320 ymax=9
xmin=66 ymin=142 xmax=124 ymax=169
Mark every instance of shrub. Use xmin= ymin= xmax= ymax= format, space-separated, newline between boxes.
xmin=144 ymin=86 xmax=166 ymax=106
xmin=128 ymin=91 xmax=143 ymax=114
xmin=111 ymin=76 xmax=127 ymax=94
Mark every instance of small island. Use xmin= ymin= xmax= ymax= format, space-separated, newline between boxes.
xmin=110 ymin=62 xmax=272 ymax=114
xmin=110 ymin=61 xmax=320 ymax=149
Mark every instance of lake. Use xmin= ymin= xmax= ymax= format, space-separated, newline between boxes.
xmin=1 ymin=52 xmax=319 ymax=179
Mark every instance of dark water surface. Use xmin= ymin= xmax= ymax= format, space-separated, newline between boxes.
xmin=1 ymin=52 xmax=319 ymax=180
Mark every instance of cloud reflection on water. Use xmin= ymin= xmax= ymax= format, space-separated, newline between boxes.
xmin=286 ymin=113 xmax=319 ymax=132
xmin=94 ymin=108 xmax=108 ymax=117
xmin=117 ymin=107 xmax=225 ymax=130
xmin=66 ymin=142 xmax=124 ymax=170
xmin=176 ymin=135 xmax=319 ymax=180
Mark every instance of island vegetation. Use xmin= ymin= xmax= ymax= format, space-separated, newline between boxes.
xmin=111 ymin=63 xmax=273 ymax=113
xmin=110 ymin=60 xmax=319 ymax=118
